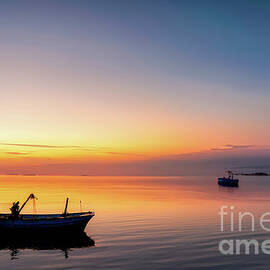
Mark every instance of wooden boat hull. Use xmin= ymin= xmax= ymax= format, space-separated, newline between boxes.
xmin=218 ymin=177 xmax=239 ymax=187
xmin=0 ymin=212 xmax=94 ymax=233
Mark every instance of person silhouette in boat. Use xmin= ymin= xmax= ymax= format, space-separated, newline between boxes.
xmin=10 ymin=201 xmax=20 ymax=218
xmin=9 ymin=194 xmax=37 ymax=219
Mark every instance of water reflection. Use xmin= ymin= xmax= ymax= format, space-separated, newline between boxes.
xmin=0 ymin=231 xmax=95 ymax=260
xmin=218 ymin=185 xmax=239 ymax=193
xmin=1 ymin=176 xmax=270 ymax=269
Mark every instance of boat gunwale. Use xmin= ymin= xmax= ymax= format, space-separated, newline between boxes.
xmin=0 ymin=211 xmax=95 ymax=221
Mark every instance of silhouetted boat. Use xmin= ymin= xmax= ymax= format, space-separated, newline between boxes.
xmin=0 ymin=194 xmax=95 ymax=233
xmin=0 ymin=212 xmax=95 ymax=233
xmin=218 ymin=171 xmax=239 ymax=187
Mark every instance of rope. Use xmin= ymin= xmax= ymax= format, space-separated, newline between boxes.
xmin=33 ymin=198 xmax=37 ymax=214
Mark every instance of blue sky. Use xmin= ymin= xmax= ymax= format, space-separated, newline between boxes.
xmin=0 ymin=0 xmax=269 ymax=175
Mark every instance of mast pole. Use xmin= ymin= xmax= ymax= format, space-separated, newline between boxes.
xmin=63 ymin=198 xmax=69 ymax=216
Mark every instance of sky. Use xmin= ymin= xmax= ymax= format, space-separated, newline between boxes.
xmin=0 ymin=0 xmax=270 ymax=175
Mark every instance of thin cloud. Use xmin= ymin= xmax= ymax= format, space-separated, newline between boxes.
xmin=226 ymin=144 xmax=254 ymax=149
xmin=104 ymin=151 xmax=145 ymax=156
xmin=211 ymin=147 xmax=234 ymax=151
xmin=0 ymin=143 xmax=82 ymax=149
xmin=81 ymin=146 xmax=112 ymax=152
xmin=0 ymin=142 xmax=144 ymax=157
xmin=5 ymin=152 xmax=29 ymax=155
xmin=211 ymin=144 xmax=255 ymax=151
xmin=0 ymin=142 xmax=139 ymax=156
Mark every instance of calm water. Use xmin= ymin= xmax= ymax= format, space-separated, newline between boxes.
xmin=0 ymin=175 xmax=270 ymax=269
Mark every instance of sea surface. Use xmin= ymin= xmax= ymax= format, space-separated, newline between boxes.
xmin=0 ymin=175 xmax=270 ymax=269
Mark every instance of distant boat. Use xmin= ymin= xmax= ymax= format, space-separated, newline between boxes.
xmin=0 ymin=194 xmax=95 ymax=233
xmin=218 ymin=171 xmax=239 ymax=187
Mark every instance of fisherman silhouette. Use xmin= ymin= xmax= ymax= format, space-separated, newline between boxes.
xmin=10 ymin=201 xmax=20 ymax=218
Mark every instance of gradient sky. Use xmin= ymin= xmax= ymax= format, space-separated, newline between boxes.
xmin=0 ymin=0 xmax=270 ymax=175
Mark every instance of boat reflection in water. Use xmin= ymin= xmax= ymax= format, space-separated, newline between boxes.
xmin=0 ymin=231 xmax=95 ymax=260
